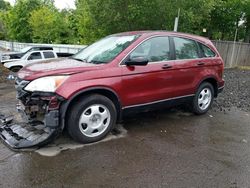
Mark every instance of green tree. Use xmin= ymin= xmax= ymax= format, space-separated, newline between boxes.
xmin=209 ymin=0 xmax=245 ymax=40
xmin=0 ymin=0 xmax=11 ymax=39
xmin=6 ymin=0 xmax=43 ymax=42
xmin=75 ymin=0 xmax=174 ymax=44
xmin=29 ymin=5 xmax=59 ymax=43
xmin=0 ymin=11 xmax=6 ymax=39
xmin=29 ymin=5 xmax=75 ymax=44
xmin=243 ymin=0 xmax=250 ymax=42
xmin=0 ymin=0 xmax=10 ymax=10
xmin=175 ymin=0 xmax=215 ymax=36
xmin=75 ymin=0 xmax=216 ymax=44
xmin=1 ymin=0 xmax=250 ymax=44
xmin=59 ymin=9 xmax=78 ymax=44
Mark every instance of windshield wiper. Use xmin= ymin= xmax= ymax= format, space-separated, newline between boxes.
xmin=71 ymin=57 xmax=106 ymax=64
xmin=89 ymin=60 xmax=106 ymax=64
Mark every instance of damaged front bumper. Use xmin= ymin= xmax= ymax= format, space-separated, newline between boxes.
xmin=0 ymin=115 xmax=59 ymax=149
xmin=0 ymin=78 xmax=64 ymax=149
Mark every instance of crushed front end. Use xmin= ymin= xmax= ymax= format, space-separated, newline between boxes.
xmin=0 ymin=77 xmax=64 ymax=149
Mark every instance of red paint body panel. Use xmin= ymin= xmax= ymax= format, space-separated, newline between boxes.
xmin=18 ymin=31 xmax=225 ymax=109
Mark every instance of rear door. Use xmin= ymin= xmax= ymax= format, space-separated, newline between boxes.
xmin=121 ymin=36 xmax=178 ymax=108
xmin=198 ymin=42 xmax=220 ymax=66
xmin=170 ymin=36 xmax=203 ymax=95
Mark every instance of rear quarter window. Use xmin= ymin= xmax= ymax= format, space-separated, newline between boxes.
xmin=199 ymin=43 xmax=216 ymax=58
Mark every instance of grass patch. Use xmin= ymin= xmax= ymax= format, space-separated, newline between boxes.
xmin=237 ymin=66 xmax=250 ymax=70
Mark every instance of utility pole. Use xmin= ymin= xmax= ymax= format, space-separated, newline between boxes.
xmin=174 ymin=8 xmax=180 ymax=32
xmin=229 ymin=27 xmax=238 ymax=68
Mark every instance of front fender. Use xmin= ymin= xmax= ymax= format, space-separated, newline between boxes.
xmin=58 ymin=86 xmax=122 ymax=130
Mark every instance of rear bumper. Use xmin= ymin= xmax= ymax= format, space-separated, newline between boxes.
xmin=218 ymin=80 xmax=225 ymax=94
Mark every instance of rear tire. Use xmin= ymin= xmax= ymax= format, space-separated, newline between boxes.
xmin=66 ymin=94 xmax=117 ymax=143
xmin=192 ymin=82 xmax=214 ymax=115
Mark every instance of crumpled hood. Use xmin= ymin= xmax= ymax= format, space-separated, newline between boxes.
xmin=18 ymin=58 xmax=101 ymax=80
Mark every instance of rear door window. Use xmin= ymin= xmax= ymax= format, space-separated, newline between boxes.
xmin=130 ymin=37 xmax=170 ymax=62
xmin=200 ymin=43 xmax=216 ymax=57
xmin=173 ymin=37 xmax=199 ymax=60
xmin=43 ymin=51 xmax=55 ymax=59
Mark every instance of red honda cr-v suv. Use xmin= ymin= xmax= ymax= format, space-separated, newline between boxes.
xmin=0 ymin=31 xmax=224 ymax=149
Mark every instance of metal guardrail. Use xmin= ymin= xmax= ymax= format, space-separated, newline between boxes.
xmin=0 ymin=40 xmax=87 ymax=54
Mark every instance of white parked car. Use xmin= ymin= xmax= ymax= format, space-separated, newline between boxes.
xmin=0 ymin=46 xmax=54 ymax=63
xmin=4 ymin=50 xmax=58 ymax=72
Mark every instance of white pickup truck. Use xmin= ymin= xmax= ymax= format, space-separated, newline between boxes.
xmin=4 ymin=50 xmax=59 ymax=72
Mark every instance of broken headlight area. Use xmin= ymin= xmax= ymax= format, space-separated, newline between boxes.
xmin=0 ymin=78 xmax=65 ymax=149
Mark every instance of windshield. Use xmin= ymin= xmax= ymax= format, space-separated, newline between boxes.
xmin=20 ymin=46 xmax=32 ymax=53
xmin=72 ymin=35 xmax=139 ymax=64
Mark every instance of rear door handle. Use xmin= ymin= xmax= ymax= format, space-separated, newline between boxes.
xmin=197 ymin=62 xmax=205 ymax=66
xmin=162 ymin=64 xmax=172 ymax=69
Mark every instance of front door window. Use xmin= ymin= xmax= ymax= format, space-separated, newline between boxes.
xmin=130 ymin=37 xmax=170 ymax=63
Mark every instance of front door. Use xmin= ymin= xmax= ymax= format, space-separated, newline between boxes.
xmin=25 ymin=52 xmax=43 ymax=66
xmin=121 ymin=36 xmax=177 ymax=108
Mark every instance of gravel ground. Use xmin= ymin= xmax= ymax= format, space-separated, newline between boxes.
xmin=213 ymin=68 xmax=250 ymax=112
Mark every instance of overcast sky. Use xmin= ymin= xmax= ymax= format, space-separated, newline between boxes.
xmin=5 ymin=0 xmax=76 ymax=9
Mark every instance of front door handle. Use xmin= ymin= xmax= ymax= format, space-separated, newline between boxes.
xmin=162 ymin=64 xmax=172 ymax=69
xmin=197 ymin=62 xmax=205 ymax=66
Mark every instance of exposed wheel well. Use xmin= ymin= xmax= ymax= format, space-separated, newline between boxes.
xmin=64 ymin=89 xmax=122 ymax=124
xmin=200 ymin=78 xmax=218 ymax=97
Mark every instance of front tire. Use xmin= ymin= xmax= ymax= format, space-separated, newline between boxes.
xmin=10 ymin=66 xmax=22 ymax=72
xmin=192 ymin=82 xmax=214 ymax=115
xmin=67 ymin=94 xmax=117 ymax=143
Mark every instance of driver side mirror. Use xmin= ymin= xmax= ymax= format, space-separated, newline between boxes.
xmin=125 ymin=56 xmax=149 ymax=66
